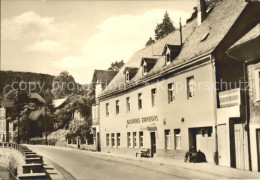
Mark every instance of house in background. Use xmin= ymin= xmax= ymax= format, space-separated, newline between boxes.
xmin=67 ymin=109 xmax=87 ymax=148
xmin=0 ymin=100 xmax=15 ymax=143
xmin=91 ymin=70 xmax=118 ymax=151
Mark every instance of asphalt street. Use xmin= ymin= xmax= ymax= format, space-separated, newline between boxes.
xmin=26 ymin=145 xmax=253 ymax=180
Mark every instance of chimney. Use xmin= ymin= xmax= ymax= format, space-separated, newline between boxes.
xmin=197 ymin=0 xmax=207 ymax=25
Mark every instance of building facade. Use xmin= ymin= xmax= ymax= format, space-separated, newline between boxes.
xmin=97 ymin=0 xmax=260 ymax=171
xmin=91 ymin=70 xmax=118 ymax=151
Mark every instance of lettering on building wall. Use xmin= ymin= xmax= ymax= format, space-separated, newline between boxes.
xmin=126 ymin=116 xmax=158 ymax=125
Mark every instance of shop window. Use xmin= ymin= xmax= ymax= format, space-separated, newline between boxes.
xmin=165 ymin=130 xmax=171 ymax=149
xmin=116 ymin=100 xmax=119 ymax=115
xmin=117 ymin=133 xmax=120 ymax=147
xmin=151 ymin=88 xmax=156 ymax=107
xmin=127 ymin=132 xmax=131 ymax=147
xmin=126 ymin=97 xmax=130 ymax=112
xmin=139 ymin=132 xmax=143 ymax=147
xmin=112 ymin=133 xmax=115 ymax=147
xmin=106 ymin=103 xmax=109 ymax=116
xmin=106 ymin=134 xmax=110 ymax=147
xmin=133 ymin=132 xmax=137 ymax=148
xmin=174 ymin=129 xmax=181 ymax=150
xmin=255 ymin=69 xmax=260 ymax=102
xmin=187 ymin=76 xmax=195 ymax=98
xmin=168 ymin=83 xmax=174 ymax=103
xmin=138 ymin=93 xmax=142 ymax=110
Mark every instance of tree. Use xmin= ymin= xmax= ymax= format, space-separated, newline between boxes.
xmin=145 ymin=37 xmax=155 ymax=47
xmin=108 ymin=60 xmax=125 ymax=71
xmin=155 ymin=11 xmax=175 ymax=40
xmin=186 ymin=7 xmax=198 ymax=23
xmin=52 ymin=71 xmax=77 ymax=99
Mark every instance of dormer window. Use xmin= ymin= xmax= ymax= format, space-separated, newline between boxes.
xmin=126 ymin=71 xmax=130 ymax=82
xmin=141 ymin=58 xmax=157 ymax=76
xmin=124 ymin=67 xmax=138 ymax=82
xmin=143 ymin=61 xmax=148 ymax=75
xmin=162 ymin=44 xmax=182 ymax=66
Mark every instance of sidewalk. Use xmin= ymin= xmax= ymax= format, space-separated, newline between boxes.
xmin=27 ymin=145 xmax=260 ymax=179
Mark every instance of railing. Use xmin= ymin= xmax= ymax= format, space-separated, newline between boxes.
xmin=0 ymin=142 xmax=47 ymax=180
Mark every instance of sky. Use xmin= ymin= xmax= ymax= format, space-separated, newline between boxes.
xmin=1 ymin=0 xmax=197 ymax=84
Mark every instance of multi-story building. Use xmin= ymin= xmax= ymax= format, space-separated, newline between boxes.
xmin=0 ymin=100 xmax=15 ymax=143
xmin=91 ymin=70 xmax=118 ymax=151
xmin=226 ymin=23 xmax=260 ymax=171
xmin=98 ymin=0 xmax=260 ymax=171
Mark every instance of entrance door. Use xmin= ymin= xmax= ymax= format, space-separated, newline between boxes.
xmin=257 ymin=129 xmax=260 ymax=172
xmin=150 ymin=132 xmax=156 ymax=157
xmin=218 ymin=124 xmax=229 ymax=166
xmin=97 ymin=132 xmax=101 ymax=152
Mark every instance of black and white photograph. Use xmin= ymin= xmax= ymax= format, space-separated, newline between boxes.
xmin=0 ymin=0 xmax=260 ymax=179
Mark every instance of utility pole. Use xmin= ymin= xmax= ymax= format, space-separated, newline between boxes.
xmin=17 ymin=78 xmax=21 ymax=144
xmin=45 ymin=106 xmax=48 ymax=145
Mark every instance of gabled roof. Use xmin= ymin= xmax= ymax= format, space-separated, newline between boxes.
xmin=162 ymin=44 xmax=182 ymax=55
xmin=1 ymin=100 xmax=14 ymax=108
xmin=100 ymin=0 xmax=249 ymax=97
xmin=91 ymin=70 xmax=118 ymax=84
xmin=53 ymin=97 xmax=68 ymax=108
xmin=29 ymin=93 xmax=46 ymax=104
xmin=141 ymin=58 xmax=158 ymax=66
xmin=229 ymin=23 xmax=260 ymax=49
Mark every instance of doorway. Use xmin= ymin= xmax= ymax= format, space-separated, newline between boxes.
xmin=257 ymin=129 xmax=260 ymax=172
xmin=150 ymin=132 xmax=156 ymax=157
xmin=97 ymin=132 xmax=101 ymax=151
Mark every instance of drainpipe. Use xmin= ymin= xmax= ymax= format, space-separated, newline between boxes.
xmin=211 ymin=56 xmax=219 ymax=165
xmin=242 ymin=58 xmax=259 ymax=171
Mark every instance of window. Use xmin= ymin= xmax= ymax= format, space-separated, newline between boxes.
xmin=165 ymin=130 xmax=171 ymax=149
xmin=255 ymin=69 xmax=260 ymax=102
xmin=112 ymin=133 xmax=115 ymax=147
xmin=133 ymin=132 xmax=137 ymax=148
xmin=106 ymin=103 xmax=109 ymax=116
xmin=168 ymin=83 xmax=174 ymax=103
xmin=126 ymin=97 xmax=130 ymax=112
xmin=116 ymin=100 xmax=119 ymax=114
xmin=143 ymin=62 xmax=147 ymax=75
xmin=151 ymin=88 xmax=156 ymax=107
xmin=138 ymin=93 xmax=142 ymax=110
xmin=126 ymin=71 xmax=130 ymax=82
xmin=117 ymin=133 xmax=120 ymax=147
xmin=166 ymin=54 xmax=171 ymax=65
xmin=139 ymin=132 xmax=143 ymax=147
xmin=127 ymin=132 xmax=131 ymax=147
xmin=174 ymin=129 xmax=181 ymax=150
xmin=106 ymin=134 xmax=110 ymax=146
xmin=187 ymin=76 xmax=195 ymax=98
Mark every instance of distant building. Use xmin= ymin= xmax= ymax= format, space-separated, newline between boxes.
xmin=91 ymin=70 xmax=118 ymax=151
xmin=97 ymin=0 xmax=260 ymax=172
xmin=0 ymin=100 xmax=15 ymax=143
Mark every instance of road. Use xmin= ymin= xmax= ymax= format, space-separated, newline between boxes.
xmin=26 ymin=145 xmax=246 ymax=180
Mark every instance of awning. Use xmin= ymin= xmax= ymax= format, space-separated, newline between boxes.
xmin=140 ymin=123 xmax=157 ymax=132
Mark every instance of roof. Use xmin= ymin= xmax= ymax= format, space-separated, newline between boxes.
xmin=29 ymin=109 xmax=44 ymax=121
xmin=53 ymin=97 xmax=68 ymax=108
xmin=141 ymin=58 xmax=158 ymax=66
xmin=1 ymin=100 xmax=14 ymax=108
xmin=162 ymin=44 xmax=182 ymax=55
xmin=101 ymin=0 xmax=248 ymax=97
xmin=29 ymin=93 xmax=46 ymax=104
xmin=229 ymin=23 xmax=260 ymax=49
xmin=91 ymin=70 xmax=118 ymax=84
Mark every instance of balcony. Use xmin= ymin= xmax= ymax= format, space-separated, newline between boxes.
xmin=219 ymin=88 xmax=241 ymax=108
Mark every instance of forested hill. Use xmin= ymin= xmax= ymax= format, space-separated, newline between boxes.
xmin=0 ymin=70 xmax=54 ymax=94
